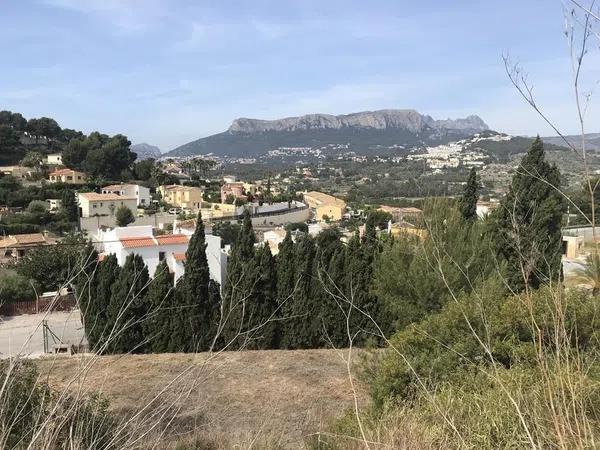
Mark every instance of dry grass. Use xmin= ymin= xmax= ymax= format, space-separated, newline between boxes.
xmin=35 ymin=349 xmax=368 ymax=448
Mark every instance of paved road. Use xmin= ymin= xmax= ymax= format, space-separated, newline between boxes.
xmin=0 ymin=310 xmax=86 ymax=358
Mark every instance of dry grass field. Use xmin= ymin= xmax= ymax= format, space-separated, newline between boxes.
xmin=36 ymin=349 xmax=368 ymax=448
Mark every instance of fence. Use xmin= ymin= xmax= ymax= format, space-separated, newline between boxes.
xmin=0 ymin=294 xmax=77 ymax=316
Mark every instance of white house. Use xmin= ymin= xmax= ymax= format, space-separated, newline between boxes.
xmin=78 ymin=192 xmax=138 ymax=218
xmin=101 ymin=183 xmax=151 ymax=207
xmin=45 ymin=153 xmax=63 ymax=165
xmin=99 ymin=225 xmax=227 ymax=286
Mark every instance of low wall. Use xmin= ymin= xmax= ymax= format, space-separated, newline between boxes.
xmin=80 ymin=212 xmax=174 ymax=234
xmin=0 ymin=294 xmax=76 ymax=316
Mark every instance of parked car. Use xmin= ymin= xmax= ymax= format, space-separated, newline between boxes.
xmin=168 ymin=207 xmax=182 ymax=215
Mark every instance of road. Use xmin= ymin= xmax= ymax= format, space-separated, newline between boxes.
xmin=0 ymin=310 xmax=86 ymax=358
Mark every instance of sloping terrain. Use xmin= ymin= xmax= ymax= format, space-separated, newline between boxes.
xmin=36 ymin=349 xmax=368 ymax=447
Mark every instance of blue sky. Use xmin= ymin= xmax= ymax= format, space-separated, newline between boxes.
xmin=0 ymin=0 xmax=596 ymax=151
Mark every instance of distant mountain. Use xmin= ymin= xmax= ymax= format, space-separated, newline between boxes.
xmin=166 ymin=109 xmax=490 ymax=157
xmin=131 ymin=143 xmax=162 ymax=160
xmin=542 ymin=133 xmax=600 ymax=151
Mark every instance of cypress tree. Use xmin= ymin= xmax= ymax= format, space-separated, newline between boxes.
xmin=318 ymin=245 xmax=349 ymax=348
xmin=493 ymin=137 xmax=565 ymax=291
xmin=281 ymin=234 xmax=319 ymax=349
xmin=221 ymin=210 xmax=258 ymax=349
xmin=75 ymin=243 xmax=99 ymax=349
xmin=107 ymin=253 xmax=149 ymax=354
xmin=345 ymin=231 xmax=383 ymax=345
xmin=249 ymin=245 xmax=279 ymax=349
xmin=88 ymin=254 xmax=120 ymax=352
xmin=61 ymin=189 xmax=79 ymax=223
xmin=170 ymin=213 xmax=211 ymax=352
xmin=460 ymin=168 xmax=479 ymax=221
xmin=276 ymin=231 xmax=296 ymax=306
xmin=143 ymin=260 xmax=174 ymax=353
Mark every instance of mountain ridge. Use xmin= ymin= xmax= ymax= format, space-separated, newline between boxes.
xmin=167 ymin=109 xmax=490 ymax=157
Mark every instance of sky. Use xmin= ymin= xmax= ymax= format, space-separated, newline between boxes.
xmin=1 ymin=0 xmax=598 ymax=151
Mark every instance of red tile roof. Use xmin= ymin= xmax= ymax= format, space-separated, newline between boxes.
xmin=155 ymin=234 xmax=190 ymax=245
xmin=119 ymin=237 xmax=156 ymax=248
xmin=173 ymin=252 xmax=186 ymax=262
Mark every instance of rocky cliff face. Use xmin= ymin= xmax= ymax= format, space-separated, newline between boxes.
xmin=131 ymin=143 xmax=162 ymax=160
xmin=228 ymin=110 xmax=489 ymax=134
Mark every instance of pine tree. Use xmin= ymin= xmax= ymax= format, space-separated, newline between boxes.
xmin=460 ymin=168 xmax=479 ymax=221
xmin=143 ymin=260 xmax=174 ymax=353
xmin=170 ymin=213 xmax=211 ymax=352
xmin=107 ymin=254 xmax=149 ymax=354
xmin=493 ymin=137 xmax=565 ymax=291
xmin=87 ymin=254 xmax=120 ymax=352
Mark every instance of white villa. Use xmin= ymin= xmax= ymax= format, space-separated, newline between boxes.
xmin=77 ymin=192 xmax=138 ymax=218
xmin=101 ymin=183 xmax=151 ymax=207
xmin=98 ymin=225 xmax=228 ymax=286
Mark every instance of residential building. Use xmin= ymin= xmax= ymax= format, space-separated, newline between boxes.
xmin=221 ymin=182 xmax=245 ymax=203
xmin=0 ymin=233 xmax=53 ymax=260
xmin=99 ymin=225 xmax=227 ymax=285
xmin=303 ymin=191 xmax=347 ymax=222
xmin=46 ymin=199 xmax=62 ymax=212
xmin=45 ymin=153 xmax=63 ymax=165
xmin=378 ymin=205 xmax=423 ymax=223
xmin=159 ymin=185 xmax=203 ymax=210
xmin=102 ymin=183 xmax=151 ymax=206
xmin=0 ymin=165 xmax=33 ymax=179
xmin=49 ymin=168 xmax=87 ymax=184
xmin=77 ymin=192 xmax=138 ymax=218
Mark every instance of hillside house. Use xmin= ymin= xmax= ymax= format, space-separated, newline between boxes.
xmin=99 ymin=225 xmax=227 ymax=286
xmin=303 ymin=191 xmax=347 ymax=222
xmin=221 ymin=182 xmax=245 ymax=203
xmin=49 ymin=168 xmax=87 ymax=184
xmin=0 ymin=233 xmax=53 ymax=260
xmin=45 ymin=153 xmax=63 ymax=165
xmin=159 ymin=185 xmax=203 ymax=210
xmin=77 ymin=192 xmax=138 ymax=218
xmin=102 ymin=183 xmax=151 ymax=206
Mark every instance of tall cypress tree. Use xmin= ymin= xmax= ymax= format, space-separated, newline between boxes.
xmin=249 ymin=245 xmax=279 ymax=349
xmin=107 ymin=254 xmax=149 ymax=354
xmin=460 ymin=168 xmax=479 ymax=221
xmin=493 ymin=137 xmax=564 ymax=291
xmin=75 ymin=243 xmax=99 ymax=349
xmin=276 ymin=231 xmax=296 ymax=306
xmin=346 ymin=230 xmax=383 ymax=345
xmin=143 ymin=260 xmax=174 ymax=353
xmin=316 ymin=238 xmax=348 ymax=348
xmin=221 ymin=210 xmax=258 ymax=349
xmin=61 ymin=189 xmax=79 ymax=223
xmin=281 ymin=234 xmax=319 ymax=349
xmin=88 ymin=254 xmax=120 ymax=352
xmin=170 ymin=213 xmax=211 ymax=352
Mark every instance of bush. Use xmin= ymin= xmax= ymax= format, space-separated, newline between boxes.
xmin=115 ymin=205 xmax=135 ymax=227
xmin=0 ymin=269 xmax=37 ymax=303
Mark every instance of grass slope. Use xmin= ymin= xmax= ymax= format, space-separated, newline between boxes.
xmin=36 ymin=349 xmax=367 ymax=447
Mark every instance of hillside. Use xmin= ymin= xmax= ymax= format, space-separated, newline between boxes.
xmin=131 ymin=142 xmax=162 ymax=160
xmin=167 ymin=109 xmax=490 ymax=157
xmin=542 ymin=133 xmax=600 ymax=151
xmin=36 ymin=350 xmax=367 ymax=448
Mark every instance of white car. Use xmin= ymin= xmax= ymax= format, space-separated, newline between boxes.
xmin=168 ymin=207 xmax=182 ymax=215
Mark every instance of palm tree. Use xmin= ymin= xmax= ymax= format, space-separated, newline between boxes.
xmin=574 ymin=253 xmax=600 ymax=295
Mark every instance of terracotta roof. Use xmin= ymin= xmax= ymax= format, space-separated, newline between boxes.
xmin=0 ymin=233 xmax=48 ymax=248
xmin=79 ymin=192 xmax=136 ymax=201
xmin=155 ymin=234 xmax=190 ymax=245
xmin=119 ymin=237 xmax=156 ymax=248
xmin=50 ymin=168 xmax=84 ymax=176
xmin=98 ymin=253 xmax=106 ymax=262
xmin=173 ymin=252 xmax=186 ymax=262
xmin=102 ymin=183 xmax=136 ymax=190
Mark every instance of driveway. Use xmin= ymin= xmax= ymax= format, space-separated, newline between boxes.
xmin=0 ymin=310 xmax=86 ymax=358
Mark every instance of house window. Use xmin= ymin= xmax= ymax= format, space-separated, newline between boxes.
xmin=93 ymin=204 xmax=97 ymax=208
xmin=159 ymin=251 xmax=165 ymax=261
xmin=67 ymin=176 xmax=72 ymax=180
